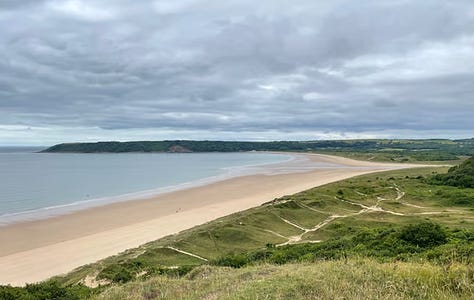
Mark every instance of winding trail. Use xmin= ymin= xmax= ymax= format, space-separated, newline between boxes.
xmin=272 ymin=184 xmax=461 ymax=247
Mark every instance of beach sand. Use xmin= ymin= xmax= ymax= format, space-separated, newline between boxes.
xmin=0 ymin=153 xmax=422 ymax=285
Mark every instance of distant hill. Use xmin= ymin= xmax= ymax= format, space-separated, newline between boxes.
xmin=430 ymin=156 xmax=474 ymax=188
xmin=41 ymin=139 xmax=473 ymax=162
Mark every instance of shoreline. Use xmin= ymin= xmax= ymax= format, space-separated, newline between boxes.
xmin=0 ymin=153 xmax=426 ymax=286
xmin=0 ymin=152 xmax=295 ymax=226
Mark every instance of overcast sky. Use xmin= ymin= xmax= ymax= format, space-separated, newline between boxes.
xmin=0 ymin=0 xmax=473 ymax=145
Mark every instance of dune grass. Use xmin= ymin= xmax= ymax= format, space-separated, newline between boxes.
xmin=95 ymin=259 xmax=474 ymax=300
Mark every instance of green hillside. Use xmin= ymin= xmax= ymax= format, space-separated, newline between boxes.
xmin=430 ymin=156 xmax=474 ymax=188
xmin=41 ymin=139 xmax=474 ymax=162
xmin=96 ymin=260 xmax=472 ymax=300
xmin=2 ymin=165 xmax=474 ymax=299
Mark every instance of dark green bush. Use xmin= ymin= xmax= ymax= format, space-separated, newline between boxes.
xmin=98 ymin=264 xmax=134 ymax=283
xmin=0 ymin=281 xmax=92 ymax=300
xmin=398 ymin=222 xmax=447 ymax=249
xmin=214 ymin=253 xmax=250 ymax=268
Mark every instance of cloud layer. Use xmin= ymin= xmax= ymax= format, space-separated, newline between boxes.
xmin=1 ymin=0 xmax=473 ymax=145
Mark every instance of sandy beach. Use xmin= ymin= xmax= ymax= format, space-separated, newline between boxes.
xmin=0 ymin=153 xmax=422 ymax=286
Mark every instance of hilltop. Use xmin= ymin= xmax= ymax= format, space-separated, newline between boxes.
xmin=42 ymin=139 xmax=474 ymax=162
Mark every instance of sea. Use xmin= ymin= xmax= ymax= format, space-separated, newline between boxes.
xmin=0 ymin=148 xmax=299 ymax=225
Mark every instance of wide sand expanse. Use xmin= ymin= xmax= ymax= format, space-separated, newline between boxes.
xmin=0 ymin=153 xmax=422 ymax=285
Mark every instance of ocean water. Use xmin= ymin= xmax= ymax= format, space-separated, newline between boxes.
xmin=0 ymin=149 xmax=292 ymax=224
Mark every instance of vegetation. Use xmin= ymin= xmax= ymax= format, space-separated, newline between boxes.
xmin=430 ymin=156 xmax=474 ymax=188
xmin=0 ymin=281 xmax=93 ymax=300
xmin=318 ymin=149 xmax=463 ymax=163
xmin=2 ymin=161 xmax=474 ymax=299
xmin=96 ymin=260 xmax=473 ymax=300
xmin=212 ymin=222 xmax=472 ymax=269
xmin=42 ymin=139 xmax=474 ymax=162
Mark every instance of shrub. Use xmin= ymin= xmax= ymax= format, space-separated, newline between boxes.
xmin=398 ymin=222 xmax=447 ymax=249
xmin=98 ymin=264 xmax=134 ymax=283
xmin=0 ymin=281 xmax=92 ymax=300
xmin=213 ymin=254 xmax=250 ymax=268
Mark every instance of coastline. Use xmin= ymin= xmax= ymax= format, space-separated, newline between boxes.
xmin=0 ymin=153 xmax=425 ymax=286
xmin=0 ymin=152 xmax=293 ymax=225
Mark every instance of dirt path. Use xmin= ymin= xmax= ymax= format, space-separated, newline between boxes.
xmin=273 ymin=184 xmax=458 ymax=246
xmin=166 ymin=246 xmax=208 ymax=261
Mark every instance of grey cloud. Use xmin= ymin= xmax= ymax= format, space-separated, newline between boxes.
xmin=0 ymin=0 xmax=41 ymax=10
xmin=0 ymin=0 xmax=473 ymax=144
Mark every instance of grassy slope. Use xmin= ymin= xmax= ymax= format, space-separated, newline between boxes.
xmin=45 ymin=166 xmax=473 ymax=297
xmin=430 ymin=156 xmax=474 ymax=188
xmin=97 ymin=260 xmax=473 ymax=300
xmin=315 ymin=150 xmax=468 ymax=164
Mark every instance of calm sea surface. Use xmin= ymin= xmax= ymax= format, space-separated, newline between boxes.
xmin=0 ymin=149 xmax=290 ymax=224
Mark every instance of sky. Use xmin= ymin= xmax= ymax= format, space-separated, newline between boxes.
xmin=0 ymin=0 xmax=473 ymax=146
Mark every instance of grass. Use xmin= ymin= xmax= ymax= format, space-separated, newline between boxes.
xmin=315 ymin=150 xmax=466 ymax=163
xmin=95 ymin=259 xmax=474 ymax=300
